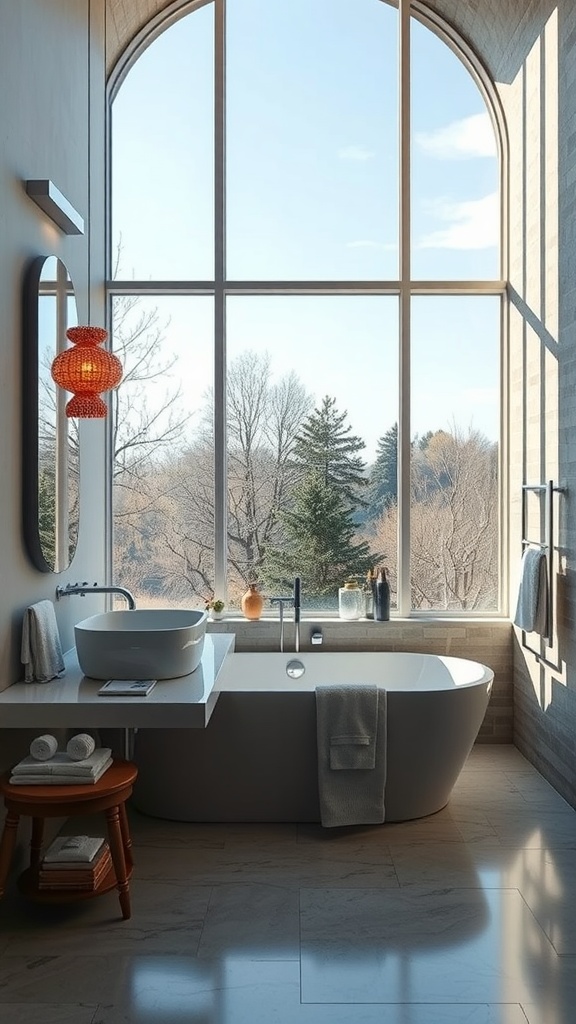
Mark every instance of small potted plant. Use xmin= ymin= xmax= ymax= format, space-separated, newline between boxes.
xmin=205 ymin=598 xmax=225 ymax=621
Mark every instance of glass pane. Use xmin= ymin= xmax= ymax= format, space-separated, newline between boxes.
xmin=410 ymin=296 xmax=500 ymax=611
xmin=111 ymin=296 xmax=214 ymax=607
xmin=227 ymin=0 xmax=398 ymax=280
xmin=111 ymin=5 xmax=214 ymax=280
xmin=226 ymin=296 xmax=398 ymax=612
xmin=411 ymin=18 xmax=499 ymax=279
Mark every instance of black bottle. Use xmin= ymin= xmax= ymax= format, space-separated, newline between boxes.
xmin=374 ymin=567 xmax=390 ymax=622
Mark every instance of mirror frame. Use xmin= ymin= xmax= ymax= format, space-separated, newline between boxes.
xmin=22 ymin=254 xmax=79 ymax=572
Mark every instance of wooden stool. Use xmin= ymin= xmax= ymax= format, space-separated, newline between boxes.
xmin=0 ymin=759 xmax=137 ymax=920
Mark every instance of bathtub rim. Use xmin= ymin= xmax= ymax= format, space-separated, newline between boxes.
xmin=214 ymin=650 xmax=494 ymax=693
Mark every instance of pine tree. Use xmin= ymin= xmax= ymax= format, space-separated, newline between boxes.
xmin=263 ymin=472 xmax=374 ymax=597
xmin=367 ymin=422 xmax=398 ymax=518
xmin=294 ymin=395 xmax=367 ymax=508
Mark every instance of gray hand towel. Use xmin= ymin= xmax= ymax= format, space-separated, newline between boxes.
xmin=21 ymin=600 xmax=65 ymax=683
xmin=513 ymin=548 xmax=548 ymax=637
xmin=316 ymin=685 xmax=387 ymax=828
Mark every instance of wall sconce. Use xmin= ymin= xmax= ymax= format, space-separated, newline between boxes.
xmin=25 ymin=180 xmax=84 ymax=235
xmin=51 ymin=326 xmax=123 ymax=418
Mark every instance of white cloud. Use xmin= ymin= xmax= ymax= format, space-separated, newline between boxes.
xmin=415 ymin=113 xmax=497 ymax=160
xmin=417 ymin=192 xmax=499 ymax=251
xmin=337 ymin=145 xmax=374 ymax=162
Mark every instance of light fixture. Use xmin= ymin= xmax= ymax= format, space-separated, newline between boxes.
xmin=51 ymin=326 xmax=123 ymax=418
xmin=25 ymin=179 xmax=84 ymax=235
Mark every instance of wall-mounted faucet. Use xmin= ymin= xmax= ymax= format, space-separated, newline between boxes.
xmin=56 ymin=582 xmax=136 ymax=610
xmin=270 ymin=596 xmax=293 ymax=653
xmin=310 ymin=629 xmax=323 ymax=646
xmin=271 ymin=577 xmax=302 ymax=653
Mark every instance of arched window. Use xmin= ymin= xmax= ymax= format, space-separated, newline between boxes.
xmin=108 ymin=0 xmax=505 ymax=615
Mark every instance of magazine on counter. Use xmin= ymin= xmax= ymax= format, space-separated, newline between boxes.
xmin=98 ymin=679 xmax=157 ymax=696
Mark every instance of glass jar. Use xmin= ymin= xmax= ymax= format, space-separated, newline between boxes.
xmin=338 ymin=581 xmax=365 ymax=620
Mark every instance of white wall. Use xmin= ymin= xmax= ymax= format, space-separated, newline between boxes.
xmin=0 ymin=0 xmax=107 ymax=771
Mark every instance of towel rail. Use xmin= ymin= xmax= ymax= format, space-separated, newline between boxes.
xmin=520 ymin=480 xmax=564 ymax=645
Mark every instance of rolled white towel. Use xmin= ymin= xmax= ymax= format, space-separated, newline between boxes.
xmin=66 ymin=733 xmax=96 ymax=761
xmin=29 ymin=734 xmax=58 ymax=761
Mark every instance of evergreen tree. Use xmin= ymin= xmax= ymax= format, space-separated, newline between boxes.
xmin=294 ymin=395 xmax=367 ymax=508
xmin=367 ymin=423 xmax=398 ymax=518
xmin=263 ymin=472 xmax=374 ymax=597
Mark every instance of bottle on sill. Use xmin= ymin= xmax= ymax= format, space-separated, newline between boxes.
xmin=241 ymin=582 xmax=264 ymax=620
xmin=374 ymin=567 xmax=390 ymax=622
xmin=365 ymin=569 xmax=376 ymax=619
xmin=338 ymin=579 xmax=365 ymax=620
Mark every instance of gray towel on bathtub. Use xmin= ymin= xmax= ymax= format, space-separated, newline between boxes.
xmin=316 ymin=685 xmax=387 ymax=827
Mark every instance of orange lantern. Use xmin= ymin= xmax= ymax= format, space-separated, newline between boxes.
xmin=51 ymin=326 xmax=123 ymax=418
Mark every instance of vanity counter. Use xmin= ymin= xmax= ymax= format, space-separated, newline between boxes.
xmin=0 ymin=633 xmax=235 ymax=729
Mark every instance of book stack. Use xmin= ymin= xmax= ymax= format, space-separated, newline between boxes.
xmin=38 ymin=835 xmax=112 ymax=892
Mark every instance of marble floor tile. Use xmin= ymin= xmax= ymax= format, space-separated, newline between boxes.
xmin=389 ymin=841 xmax=518 ymax=887
xmin=0 ymin=955 xmax=140 ymax=1005
xmin=3 ymin=745 xmax=576 ymax=1024
xmin=223 ymin=823 xmax=299 ymax=845
xmin=127 ymin=813 xmax=227 ymax=850
xmin=133 ymin=839 xmax=399 ymax=888
xmin=0 ymin=880 xmax=212 ymax=956
xmin=463 ymin=747 xmax=533 ymax=772
xmin=93 ymin=959 xmax=530 ymax=1024
xmin=196 ymin=883 xmax=300 ymax=959
xmin=0 ymin=1007 xmax=97 ymax=1024
xmin=484 ymin=811 xmax=576 ymax=848
xmin=299 ymin=886 xmax=566 ymax=1007
xmin=499 ymin=847 xmax=576 ymax=954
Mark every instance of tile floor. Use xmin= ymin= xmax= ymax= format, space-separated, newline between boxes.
xmin=1 ymin=745 xmax=576 ymax=1023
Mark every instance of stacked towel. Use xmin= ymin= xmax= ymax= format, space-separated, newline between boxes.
xmin=21 ymin=600 xmax=65 ymax=683
xmin=513 ymin=548 xmax=549 ymax=637
xmin=67 ymin=734 xmax=96 ymax=761
xmin=316 ymin=684 xmax=387 ymax=828
xmin=30 ymin=734 xmax=58 ymax=761
xmin=10 ymin=747 xmax=112 ymax=785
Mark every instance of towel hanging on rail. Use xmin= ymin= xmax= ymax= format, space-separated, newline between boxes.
xmin=513 ymin=547 xmax=548 ymax=638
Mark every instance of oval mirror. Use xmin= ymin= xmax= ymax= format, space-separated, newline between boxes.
xmin=23 ymin=255 xmax=79 ymax=572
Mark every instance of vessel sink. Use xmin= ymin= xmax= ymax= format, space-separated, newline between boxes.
xmin=74 ymin=609 xmax=208 ymax=680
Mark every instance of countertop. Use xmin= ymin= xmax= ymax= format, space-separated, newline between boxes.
xmin=0 ymin=633 xmax=235 ymax=729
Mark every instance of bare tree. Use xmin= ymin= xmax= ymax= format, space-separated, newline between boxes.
xmin=113 ymin=349 xmax=314 ymax=606
xmin=373 ymin=426 xmax=498 ymax=610
xmin=110 ymin=285 xmax=193 ymax=594
xmin=227 ymin=352 xmax=313 ymax=591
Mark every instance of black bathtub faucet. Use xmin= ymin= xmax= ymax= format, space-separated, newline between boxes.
xmin=293 ymin=577 xmax=301 ymax=653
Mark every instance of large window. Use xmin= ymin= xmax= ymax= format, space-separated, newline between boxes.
xmin=109 ymin=0 xmax=504 ymax=615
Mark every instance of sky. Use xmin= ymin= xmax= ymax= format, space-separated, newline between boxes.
xmin=111 ymin=0 xmax=501 ymax=459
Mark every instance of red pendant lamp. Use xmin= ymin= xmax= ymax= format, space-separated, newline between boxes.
xmin=51 ymin=326 xmax=123 ymax=418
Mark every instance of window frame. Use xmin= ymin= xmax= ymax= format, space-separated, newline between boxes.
xmin=106 ymin=0 xmax=509 ymax=618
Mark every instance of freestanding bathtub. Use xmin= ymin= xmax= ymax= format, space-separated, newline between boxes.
xmin=132 ymin=651 xmax=493 ymax=823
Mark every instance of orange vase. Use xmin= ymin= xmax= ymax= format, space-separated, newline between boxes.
xmin=241 ymin=583 xmax=264 ymax=620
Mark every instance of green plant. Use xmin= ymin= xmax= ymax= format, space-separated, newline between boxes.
xmin=205 ymin=598 xmax=225 ymax=613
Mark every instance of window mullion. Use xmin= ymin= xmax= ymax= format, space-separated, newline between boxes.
xmin=398 ymin=0 xmax=411 ymax=617
xmin=214 ymin=0 xmax=227 ymax=601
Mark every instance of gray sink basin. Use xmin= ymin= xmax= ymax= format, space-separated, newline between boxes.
xmin=74 ymin=608 xmax=208 ymax=680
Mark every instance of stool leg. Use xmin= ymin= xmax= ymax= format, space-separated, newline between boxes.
xmin=0 ymin=811 xmax=20 ymax=899
xmin=118 ymin=802 xmax=133 ymax=874
xmin=105 ymin=805 xmax=131 ymax=920
xmin=30 ymin=818 xmax=44 ymax=868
